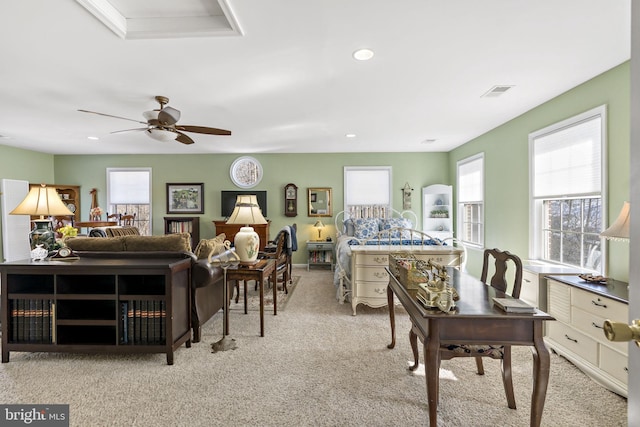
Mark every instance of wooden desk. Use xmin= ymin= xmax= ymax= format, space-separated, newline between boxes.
xmin=225 ymin=259 xmax=276 ymax=337
xmin=213 ymin=220 xmax=271 ymax=251
xmin=386 ymin=267 xmax=554 ymax=427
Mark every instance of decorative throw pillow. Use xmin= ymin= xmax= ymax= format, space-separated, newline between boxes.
xmin=124 ymin=233 xmax=192 ymax=252
xmin=380 ymin=218 xmax=413 ymax=239
xmin=353 ymin=218 xmax=380 ymax=240
xmin=193 ymin=233 xmax=227 ymax=259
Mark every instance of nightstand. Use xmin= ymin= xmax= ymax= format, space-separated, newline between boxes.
xmin=306 ymin=240 xmax=334 ymax=271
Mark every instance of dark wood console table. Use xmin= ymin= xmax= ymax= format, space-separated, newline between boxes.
xmin=213 ymin=220 xmax=271 ymax=251
xmin=386 ymin=267 xmax=554 ymax=427
xmin=1 ymin=257 xmax=192 ymax=365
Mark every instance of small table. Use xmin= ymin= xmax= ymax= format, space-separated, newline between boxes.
xmin=75 ymin=221 xmax=118 ymax=229
xmin=306 ymin=240 xmax=334 ymax=270
xmin=386 ymin=267 xmax=554 ymax=427
xmin=225 ymin=259 xmax=276 ymax=337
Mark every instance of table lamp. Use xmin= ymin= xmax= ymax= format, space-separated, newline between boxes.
xmin=600 ymin=201 xmax=630 ymax=241
xmin=225 ymin=194 xmax=267 ymax=264
xmin=10 ymin=184 xmax=74 ymax=250
xmin=314 ymin=220 xmax=325 ymax=240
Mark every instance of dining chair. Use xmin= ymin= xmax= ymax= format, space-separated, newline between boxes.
xmin=107 ymin=213 xmax=120 ymax=224
xmin=409 ymin=247 xmax=523 ymax=410
xmin=120 ymin=213 xmax=136 ymax=226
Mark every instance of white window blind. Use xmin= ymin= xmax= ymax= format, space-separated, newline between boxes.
xmin=107 ymin=169 xmax=151 ymax=204
xmin=533 ymin=115 xmax=602 ymax=198
xmin=344 ymin=167 xmax=391 ymax=205
xmin=458 ymin=155 xmax=483 ymax=203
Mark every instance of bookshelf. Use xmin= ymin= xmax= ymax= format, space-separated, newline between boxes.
xmin=164 ymin=217 xmax=200 ymax=249
xmin=0 ymin=257 xmax=192 ymax=365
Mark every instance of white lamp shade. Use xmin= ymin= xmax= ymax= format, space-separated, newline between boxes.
xmin=600 ymin=201 xmax=630 ymax=241
xmin=10 ymin=185 xmax=73 ymax=217
xmin=146 ymin=128 xmax=178 ymax=142
xmin=226 ymin=195 xmax=267 ymax=225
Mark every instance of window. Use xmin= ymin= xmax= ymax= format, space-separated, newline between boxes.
xmin=457 ymin=154 xmax=484 ymax=247
xmin=106 ymin=168 xmax=152 ymax=235
xmin=343 ymin=166 xmax=392 ymax=218
xmin=529 ymin=105 xmax=606 ymax=273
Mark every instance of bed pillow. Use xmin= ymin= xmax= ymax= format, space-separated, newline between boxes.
xmin=353 ymin=218 xmax=381 ymax=239
xmin=343 ymin=218 xmax=356 ymax=236
xmin=380 ymin=218 xmax=413 ymax=239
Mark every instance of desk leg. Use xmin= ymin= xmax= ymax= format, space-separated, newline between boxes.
xmin=387 ymin=284 xmax=396 ymax=349
xmin=424 ymin=321 xmax=440 ymax=427
xmin=272 ymin=268 xmax=278 ymax=316
xmin=259 ymin=277 xmax=265 ymax=337
xmin=530 ymin=322 xmax=550 ymax=427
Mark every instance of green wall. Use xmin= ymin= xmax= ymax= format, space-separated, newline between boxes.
xmin=449 ymin=61 xmax=630 ymax=281
xmin=0 ymin=145 xmax=55 ymax=262
xmin=52 ymin=152 xmax=449 ymax=264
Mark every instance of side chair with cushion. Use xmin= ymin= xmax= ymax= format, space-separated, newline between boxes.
xmin=408 ymin=247 xmax=524 ymax=410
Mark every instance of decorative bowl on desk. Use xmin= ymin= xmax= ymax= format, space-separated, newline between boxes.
xmin=578 ymin=274 xmax=608 ymax=284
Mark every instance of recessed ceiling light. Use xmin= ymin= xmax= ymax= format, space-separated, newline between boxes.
xmin=352 ymin=48 xmax=374 ymax=61
xmin=87 ymin=136 xmax=99 ymax=140
xmin=345 ymin=133 xmax=357 ymax=138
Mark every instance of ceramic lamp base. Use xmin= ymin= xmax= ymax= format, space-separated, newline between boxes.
xmin=29 ymin=220 xmax=55 ymax=250
xmin=234 ymin=226 xmax=260 ymax=264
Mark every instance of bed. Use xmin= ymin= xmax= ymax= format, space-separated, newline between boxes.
xmin=333 ymin=206 xmax=465 ymax=315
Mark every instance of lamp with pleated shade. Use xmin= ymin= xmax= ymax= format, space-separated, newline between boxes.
xmin=600 ymin=202 xmax=630 ymax=241
xmin=225 ymin=194 xmax=267 ymax=264
xmin=10 ymin=184 xmax=74 ymax=250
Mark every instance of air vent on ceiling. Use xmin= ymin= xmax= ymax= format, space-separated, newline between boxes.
xmin=482 ymin=85 xmax=514 ymax=98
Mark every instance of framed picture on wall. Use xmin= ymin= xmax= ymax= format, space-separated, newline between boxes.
xmin=166 ymin=183 xmax=204 ymax=214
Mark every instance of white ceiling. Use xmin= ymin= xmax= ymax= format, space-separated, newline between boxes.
xmin=0 ymin=0 xmax=631 ymax=155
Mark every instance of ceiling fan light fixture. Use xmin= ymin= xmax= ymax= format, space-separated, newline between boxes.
xmin=147 ymin=128 xmax=177 ymax=142
xmin=143 ymin=110 xmax=160 ymax=121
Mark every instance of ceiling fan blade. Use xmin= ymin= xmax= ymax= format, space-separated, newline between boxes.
xmin=175 ymin=131 xmax=195 ymax=145
xmin=176 ymin=125 xmax=232 ymax=136
xmin=111 ymin=128 xmax=148 ymax=134
xmin=78 ymin=109 xmax=148 ymax=125
xmin=158 ymin=106 xmax=181 ymax=126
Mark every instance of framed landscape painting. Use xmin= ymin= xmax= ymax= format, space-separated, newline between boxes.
xmin=167 ymin=183 xmax=204 ymax=214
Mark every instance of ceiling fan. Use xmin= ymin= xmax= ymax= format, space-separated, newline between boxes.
xmin=78 ymin=95 xmax=231 ymax=145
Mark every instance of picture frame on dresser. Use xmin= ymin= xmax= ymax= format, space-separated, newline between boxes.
xmin=166 ymin=183 xmax=204 ymax=214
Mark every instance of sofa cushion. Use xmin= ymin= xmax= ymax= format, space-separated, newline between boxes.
xmin=66 ymin=237 xmax=125 ymax=251
xmin=193 ymin=233 xmax=227 ymax=259
xmin=123 ymin=233 xmax=192 ymax=252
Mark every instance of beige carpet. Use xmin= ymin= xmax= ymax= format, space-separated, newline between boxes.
xmin=0 ymin=267 xmax=628 ymax=426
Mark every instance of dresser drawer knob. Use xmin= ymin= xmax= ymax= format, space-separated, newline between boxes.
xmin=591 ymin=322 xmax=604 ymax=330
xmin=374 ymin=287 xmax=386 ymax=294
xmin=591 ymin=300 xmax=607 ymax=308
xmin=373 ymin=272 xmax=387 ymax=278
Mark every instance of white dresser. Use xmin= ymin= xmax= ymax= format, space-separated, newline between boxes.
xmin=545 ymin=275 xmax=629 ymax=397
xmin=521 ymin=264 xmax=583 ymax=310
xmin=349 ymin=245 xmax=462 ymax=315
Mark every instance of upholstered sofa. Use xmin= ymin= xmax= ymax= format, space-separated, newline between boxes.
xmin=65 ymin=233 xmax=227 ymax=342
